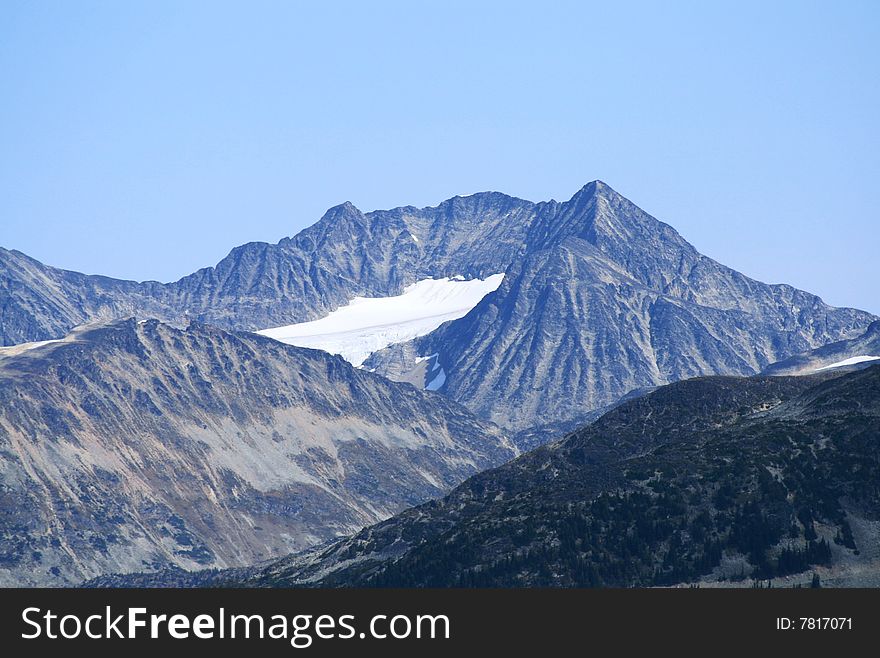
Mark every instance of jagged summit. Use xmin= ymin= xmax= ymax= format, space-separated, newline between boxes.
xmin=572 ymin=178 xmax=608 ymax=195
xmin=290 ymin=182 xmax=619 ymax=243
xmin=1 ymin=183 xmax=875 ymax=432
xmin=317 ymin=199 xmax=363 ymax=220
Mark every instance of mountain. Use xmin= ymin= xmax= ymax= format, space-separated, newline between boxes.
xmin=3 ymin=182 xmax=875 ymax=433
xmin=210 ymin=365 xmax=880 ymax=589
xmin=363 ymin=183 xmax=875 ymax=430
xmin=0 ymin=319 xmax=515 ymax=586
xmin=0 ymin=247 xmax=175 ymax=347
xmin=763 ymin=321 xmax=880 ymax=376
xmin=0 ymin=194 xmax=538 ymax=347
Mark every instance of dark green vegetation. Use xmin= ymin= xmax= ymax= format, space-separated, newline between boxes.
xmin=235 ymin=366 xmax=879 ymax=588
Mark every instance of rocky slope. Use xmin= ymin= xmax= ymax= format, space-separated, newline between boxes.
xmin=763 ymin=321 xmax=880 ymax=376
xmin=3 ymin=182 xmax=875 ymax=433
xmin=0 ymin=248 xmax=174 ymax=346
xmin=0 ymin=319 xmax=515 ymax=586
xmin=0 ymin=194 xmax=539 ymax=346
xmin=219 ymin=365 xmax=880 ymax=588
xmin=364 ymin=183 xmax=875 ymax=430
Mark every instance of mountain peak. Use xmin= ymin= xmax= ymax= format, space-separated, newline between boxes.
xmin=572 ymin=179 xmax=612 ymax=197
xmin=435 ymin=190 xmax=519 ymax=208
xmin=321 ymin=200 xmax=363 ymax=219
xmin=285 ymin=200 xmax=367 ymax=245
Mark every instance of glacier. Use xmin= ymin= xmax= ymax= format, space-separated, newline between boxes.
xmin=257 ymin=274 xmax=504 ymax=366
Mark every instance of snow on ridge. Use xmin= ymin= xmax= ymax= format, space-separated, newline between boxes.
xmin=257 ymin=274 xmax=504 ymax=366
xmin=812 ymin=355 xmax=880 ymax=372
xmin=0 ymin=338 xmax=65 ymax=359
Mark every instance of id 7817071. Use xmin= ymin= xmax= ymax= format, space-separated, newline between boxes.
xmin=776 ymin=617 xmax=852 ymax=631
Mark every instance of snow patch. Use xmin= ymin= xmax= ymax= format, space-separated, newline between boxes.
xmin=813 ymin=355 xmax=880 ymax=372
xmin=257 ymin=274 xmax=504 ymax=366
xmin=0 ymin=338 xmax=65 ymax=359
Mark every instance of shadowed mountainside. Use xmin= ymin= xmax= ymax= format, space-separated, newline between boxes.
xmin=232 ymin=366 xmax=880 ymax=588
xmin=763 ymin=321 xmax=880 ymax=376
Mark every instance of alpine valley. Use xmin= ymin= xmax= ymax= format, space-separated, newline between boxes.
xmin=1 ymin=181 xmax=877 ymax=587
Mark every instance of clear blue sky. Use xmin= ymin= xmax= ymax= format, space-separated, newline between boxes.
xmin=2 ymin=0 xmax=878 ymax=313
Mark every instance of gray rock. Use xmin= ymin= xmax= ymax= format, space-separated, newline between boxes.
xmin=3 ymin=180 xmax=875 ymax=433
xmin=364 ymin=183 xmax=875 ymax=430
xmin=763 ymin=321 xmax=880 ymax=375
xmin=0 ymin=193 xmax=541 ymax=345
xmin=0 ymin=319 xmax=515 ymax=586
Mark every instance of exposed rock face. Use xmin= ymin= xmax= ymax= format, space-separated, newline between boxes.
xmin=763 ymin=321 xmax=880 ymax=375
xmin=0 ymin=248 xmax=175 ymax=346
xmin=0 ymin=194 xmax=540 ymax=346
xmin=3 ymin=181 xmax=875 ymax=432
xmin=217 ymin=365 xmax=880 ymax=589
xmin=364 ymin=183 xmax=875 ymax=430
xmin=0 ymin=319 xmax=515 ymax=586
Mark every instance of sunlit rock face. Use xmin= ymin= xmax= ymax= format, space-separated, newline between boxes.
xmin=0 ymin=319 xmax=515 ymax=586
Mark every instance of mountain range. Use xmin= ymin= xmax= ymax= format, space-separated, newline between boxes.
xmin=0 ymin=319 xmax=514 ymax=586
xmin=2 ymin=182 xmax=875 ymax=434
xmin=2 ymin=180 xmax=877 ymax=587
